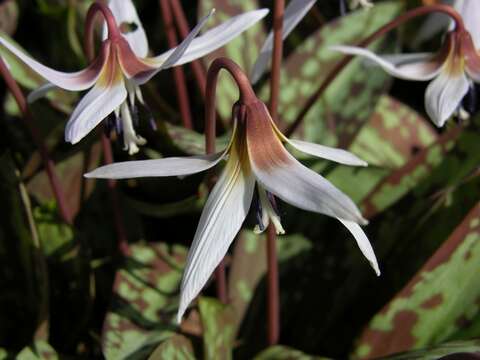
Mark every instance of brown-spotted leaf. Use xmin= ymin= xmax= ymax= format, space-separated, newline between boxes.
xmin=326 ymin=95 xmax=437 ymax=204
xmin=353 ymin=201 xmax=480 ymax=359
xmin=262 ymin=1 xmax=403 ymax=146
xmin=198 ymin=297 xmax=235 ymax=360
xmin=101 ymin=243 xmax=188 ymax=360
xmin=148 ymin=334 xmax=196 ymax=360
xmin=0 ymin=0 xmax=19 ymax=35
xmin=254 ymin=345 xmax=331 ymax=360
xmin=360 ymin=126 xmax=461 ymax=219
xmin=379 ymin=340 xmax=480 ymax=360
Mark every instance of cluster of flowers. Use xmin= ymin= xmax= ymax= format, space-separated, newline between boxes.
xmin=1 ymin=0 xmax=477 ymax=323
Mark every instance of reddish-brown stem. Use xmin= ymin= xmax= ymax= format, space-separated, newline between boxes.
xmin=169 ymin=0 xmax=208 ymax=96
xmin=84 ymin=2 xmax=121 ymax=61
xmin=84 ymin=2 xmax=129 ymax=255
xmin=205 ymin=58 xmax=256 ymax=304
xmin=285 ymin=4 xmax=466 ymax=136
xmin=266 ymin=0 xmax=284 ymax=346
xmin=0 ymin=58 xmax=73 ymax=225
xmin=100 ymin=134 xmax=130 ymax=256
xmin=160 ymin=0 xmax=193 ymax=129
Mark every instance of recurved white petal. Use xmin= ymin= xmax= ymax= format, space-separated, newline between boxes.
xmin=251 ymin=0 xmax=316 ymax=84
xmin=330 ymin=45 xmax=442 ymax=81
xmin=338 ymin=219 xmax=380 ymax=276
xmin=65 ymin=62 xmax=127 ymax=144
xmin=454 ymin=0 xmax=480 ymax=48
xmin=287 ymin=139 xmax=367 ymax=166
xmin=105 ymin=0 xmax=149 ymax=57
xmin=27 ymin=82 xmax=57 ymax=103
xmin=0 ymin=36 xmax=106 ymax=91
xmin=424 ymin=68 xmax=470 ymax=127
xmin=177 ymin=157 xmax=255 ymax=322
xmin=85 ymin=152 xmax=226 ymax=179
xmin=152 ymin=9 xmax=269 ymax=68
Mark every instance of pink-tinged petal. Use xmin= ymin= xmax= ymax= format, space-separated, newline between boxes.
xmin=116 ymin=37 xmax=156 ymax=78
xmin=65 ymin=54 xmax=127 ymax=144
xmin=251 ymin=0 xmax=316 ymax=84
xmin=146 ymin=8 xmax=268 ymax=76
xmin=85 ymin=152 xmax=225 ymax=179
xmin=0 ymin=36 xmax=109 ymax=91
xmin=425 ymin=63 xmax=469 ymax=127
xmin=245 ymin=101 xmax=366 ymax=224
xmin=104 ymin=0 xmax=149 ymax=57
xmin=177 ymin=139 xmax=255 ymax=323
xmin=27 ymin=82 xmax=57 ymax=103
xmin=338 ymin=219 xmax=380 ymax=276
xmin=454 ymin=0 xmax=480 ymax=48
xmin=329 ymin=42 xmax=450 ymax=81
xmin=460 ymin=30 xmax=480 ymax=82
xmin=132 ymin=9 xmax=215 ymax=85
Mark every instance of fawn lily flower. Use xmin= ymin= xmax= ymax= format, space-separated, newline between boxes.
xmin=85 ymin=91 xmax=380 ymax=322
xmin=0 ymin=2 xmax=268 ymax=151
xmin=331 ymin=24 xmax=480 ymax=127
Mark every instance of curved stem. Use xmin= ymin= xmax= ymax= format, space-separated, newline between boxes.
xmin=205 ymin=58 xmax=256 ymax=154
xmin=0 ymin=58 xmax=73 ymax=225
xmin=285 ymin=4 xmax=465 ymax=136
xmin=84 ymin=2 xmax=120 ymax=61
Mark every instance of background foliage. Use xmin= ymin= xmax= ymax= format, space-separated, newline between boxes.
xmin=0 ymin=0 xmax=479 ymax=358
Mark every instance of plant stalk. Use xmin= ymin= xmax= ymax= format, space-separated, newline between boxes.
xmin=160 ymin=0 xmax=194 ymax=129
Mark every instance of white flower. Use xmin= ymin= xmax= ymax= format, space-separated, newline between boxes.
xmin=85 ymin=97 xmax=380 ymax=323
xmin=0 ymin=0 xmax=269 ymax=150
xmin=331 ymin=23 xmax=480 ymax=126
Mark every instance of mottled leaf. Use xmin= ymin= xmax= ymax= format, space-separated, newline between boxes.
xmin=264 ymin=2 xmax=403 ymax=146
xmin=254 ymin=345 xmax=330 ymax=360
xmin=101 ymin=243 xmax=187 ymax=360
xmin=380 ymin=340 xmax=480 ymax=360
xmin=354 ymin=201 xmax=480 ymax=359
xmin=0 ymin=0 xmax=19 ymax=35
xmin=148 ymin=334 xmax=196 ymax=360
xmin=16 ymin=340 xmax=58 ymax=360
xmin=198 ymin=297 xmax=235 ymax=360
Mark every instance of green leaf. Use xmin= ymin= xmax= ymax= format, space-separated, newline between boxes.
xmin=326 ymin=95 xmax=438 ymax=204
xmin=16 ymin=340 xmax=58 ymax=360
xmin=353 ymin=201 xmax=480 ymax=359
xmin=380 ymin=340 xmax=480 ymax=360
xmin=148 ymin=334 xmax=196 ymax=360
xmin=101 ymin=243 xmax=188 ymax=360
xmin=254 ymin=345 xmax=330 ymax=360
xmin=198 ymin=297 xmax=235 ymax=360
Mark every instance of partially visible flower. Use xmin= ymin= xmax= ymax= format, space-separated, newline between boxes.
xmin=86 ymin=95 xmax=380 ymax=322
xmin=331 ymin=20 xmax=480 ymax=127
xmin=0 ymin=1 xmax=268 ymax=153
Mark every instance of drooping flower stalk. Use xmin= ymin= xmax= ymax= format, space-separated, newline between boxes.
xmin=285 ymin=4 xmax=466 ymax=136
xmin=265 ymin=0 xmax=285 ymax=346
xmin=169 ymin=0 xmax=208 ymax=97
xmin=85 ymin=3 xmax=129 ymax=255
xmin=0 ymin=57 xmax=73 ymax=225
xmin=159 ymin=0 xmax=193 ymax=129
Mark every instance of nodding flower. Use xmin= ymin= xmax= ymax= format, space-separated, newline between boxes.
xmin=0 ymin=0 xmax=268 ymax=153
xmin=331 ymin=3 xmax=480 ymax=127
xmin=85 ymin=58 xmax=380 ymax=323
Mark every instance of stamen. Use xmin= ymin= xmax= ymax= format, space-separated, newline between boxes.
xmin=254 ymin=186 xmax=285 ymax=235
xmin=120 ymin=102 xmax=147 ymax=155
